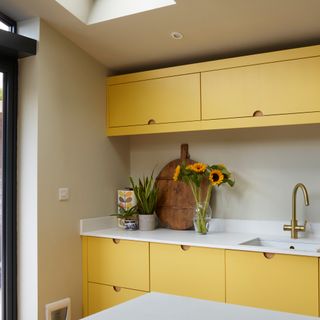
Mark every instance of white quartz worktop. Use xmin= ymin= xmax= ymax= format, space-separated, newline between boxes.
xmin=81 ymin=292 xmax=318 ymax=320
xmin=80 ymin=216 xmax=320 ymax=257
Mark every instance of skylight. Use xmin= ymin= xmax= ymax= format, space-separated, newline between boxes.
xmin=0 ymin=21 xmax=10 ymax=31
xmin=55 ymin=0 xmax=176 ymax=25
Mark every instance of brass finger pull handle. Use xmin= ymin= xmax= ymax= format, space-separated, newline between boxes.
xmin=148 ymin=119 xmax=156 ymax=125
xmin=113 ymin=286 xmax=121 ymax=292
xmin=181 ymin=245 xmax=191 ymax=251
xmin=263 ymin=252 xmax=275 ymax=259
xmin=112 ymin=238 xmax=120 ymax=244
xmin=253 ymin=110 xmax=264 ymax=117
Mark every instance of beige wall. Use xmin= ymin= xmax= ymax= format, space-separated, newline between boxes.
xmin=18 ymin=19 xmax=130 ymax=320
xmin=130 ymin=124 xmax=320 ymax=223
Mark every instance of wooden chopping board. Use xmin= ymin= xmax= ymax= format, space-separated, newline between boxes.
xmin=155 ymin=144 xmax=197 ymax=230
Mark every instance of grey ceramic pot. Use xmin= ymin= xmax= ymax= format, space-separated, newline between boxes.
xmin=138 ymin=213 xmax=157 ymax=231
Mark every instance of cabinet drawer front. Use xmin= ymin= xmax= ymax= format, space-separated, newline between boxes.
xmin=150 ymin=243 xmax=225 ymax=301
xmin=87 ymin=237 xmax=149 ymax=291
xmin=88 ymin=282 xmax=145 ymax=315
xmin=108 ymin=73 xmax=200 ymax=127
xmin=226 ymin=250 xmax=318 ymax=316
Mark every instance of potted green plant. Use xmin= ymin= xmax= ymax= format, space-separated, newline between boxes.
xmin=130 ymin=174 xmax=158 ymax=231
xmin=112 ymin=205 xmax=138 ymax=230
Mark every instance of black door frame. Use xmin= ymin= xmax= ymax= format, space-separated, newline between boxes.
xmin=0 ymin=12 xmax=36 ymax=320
xmin=0 ymin=55 xmax=18 ymax=320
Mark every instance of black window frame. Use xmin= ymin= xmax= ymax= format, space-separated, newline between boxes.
xmin=0 ymin=54 xmax=18 ymax=320
xmin=0 ymin=13 xmax=16 ymax=33
xmin=0 ymin=11 xmax=35 ymax=320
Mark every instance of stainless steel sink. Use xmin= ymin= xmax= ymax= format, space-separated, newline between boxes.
xmin=240 ymin=237 xmax=320 ymax=253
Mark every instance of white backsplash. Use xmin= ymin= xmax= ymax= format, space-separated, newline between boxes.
xmin=129 ymin=124 xmax=320 ymax=222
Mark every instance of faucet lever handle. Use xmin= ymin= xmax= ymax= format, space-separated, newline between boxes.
xmin=283 ymin=223 xmax=292 ymax=231
xmin=295 ymin=221 xmax=307 ymax=232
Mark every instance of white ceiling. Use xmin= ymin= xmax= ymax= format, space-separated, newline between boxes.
xmin=1 ymin=0 xmax=320 ymax=74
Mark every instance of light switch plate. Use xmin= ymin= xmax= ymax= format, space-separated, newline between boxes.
xmin=58 ymin=188 xmax=69 ymax=201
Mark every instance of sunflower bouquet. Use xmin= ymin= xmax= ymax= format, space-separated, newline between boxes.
xmin=173 ymin=162 xmax=234 ymax=234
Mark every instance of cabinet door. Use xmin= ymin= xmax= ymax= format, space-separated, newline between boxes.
xmin=258 ymin=56 xmax=320 ymax=115
xmin=88 ymin=282 xmax=145 ymax=315
xmin=201 ymin=66 xmax=261 ymax=120
xmin=108 ymin=73 xmax=200 ymax=127
xmin=226 ymin=250 xmax=318 ymax=316
xmin=87 ymin=237 xmax=149 ymax=291
xmin=202 ymin=56 xmax=320 ymax=121
xmin=150 ymin=243 xmax=225 ymax=301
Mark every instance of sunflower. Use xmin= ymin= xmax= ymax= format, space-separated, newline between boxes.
xmin=188 ymin=162 xmax=207 ymax=173
xmin=173 ymin=165 xmax=181 ymax=181
xmin=209 ymin=169 xmax=224 ymax=186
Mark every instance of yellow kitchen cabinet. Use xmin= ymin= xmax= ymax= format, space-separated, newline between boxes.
xmin=201 ymin=65 xmax=260 ymax=120
xmin=87 ymin=237 xmax=149 ymax=291
xmin=202 ymin=56 xmax=320 ymax=121
xmin=107 ymin=73 xmax=200 ymax=128
xmin=226 ymin=250 xmax=319 ymax=316
xmin=88 ymin=282 xmax=145 ymax=315
xmin=106 ymin=45 xmax=320 ymax=136
xmin=150 ymin=243 xmax=225 ymax=302
xmin=258 ymin=56 xmax=320 ymax=115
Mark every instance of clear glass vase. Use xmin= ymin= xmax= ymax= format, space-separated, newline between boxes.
xmin=193 ymin=202 xmax=212 ymax=234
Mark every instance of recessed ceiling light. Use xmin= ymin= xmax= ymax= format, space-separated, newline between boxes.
xmin=170 ymin=31 xmax=183 ymax=40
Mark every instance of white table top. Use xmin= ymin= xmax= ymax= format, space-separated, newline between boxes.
xmin=81 ymin=293 xmax=318 ymax=320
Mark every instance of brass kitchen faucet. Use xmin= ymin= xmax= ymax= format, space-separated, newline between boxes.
xmin=283 ymin=183 xmax=309 ymax=239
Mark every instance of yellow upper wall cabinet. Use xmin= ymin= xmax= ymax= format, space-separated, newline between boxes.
xmin=258 ymin=56 xmax=320 ymax=115
xmin=107 ymin=45 xmax=320 ymax=136
xmin=87 ymin=237 xmax=149 ymax=291
xmin=107 ymin=73 xmax=200 ymax=127
xmin=226 ymin=250 xmax=319 ymax=316
xmin=150 ymin=243 xmax=225 ymax=302
xmin=202 ymin=56 xmax=320 ymax=120
xmin=201 ymin=65 xmax=260 ymax=119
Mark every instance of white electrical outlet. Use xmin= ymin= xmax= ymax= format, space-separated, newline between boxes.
xmin=58 ymin=188 xmax=69 ymax=201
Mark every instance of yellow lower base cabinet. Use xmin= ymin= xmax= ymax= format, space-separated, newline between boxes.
xmin=88 ymin=282 xmax=145 ymax=315
xmin=150 ymin=243 xmax=225 ymax=301
xmin=225 ymin=250 xmax=319 ymax=316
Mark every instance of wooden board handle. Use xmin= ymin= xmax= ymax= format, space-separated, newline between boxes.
xmin=180 ymin=144 xmax=190 ymax=161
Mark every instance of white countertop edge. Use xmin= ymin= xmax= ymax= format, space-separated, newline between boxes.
xmin=81 ymin=292 xmax=318 ymax=320
xmin=81 ymin=227 xmax=320 ymax=257
xmin=80 ymin=216 xmax=320 ymax=238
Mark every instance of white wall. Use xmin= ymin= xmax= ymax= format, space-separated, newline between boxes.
xmin=18 ymin=19 xmax=130 ymax=320
xmin=17 ymin=18 xmax=40 ymax=320
xmin=130 ymin=124 xmax=320 ymax=223
xmin=18 ymin=53 xmax=39 ymax=320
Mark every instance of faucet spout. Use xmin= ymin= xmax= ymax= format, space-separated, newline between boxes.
xmin=283 ymin=183 xmax=309 ymax=239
